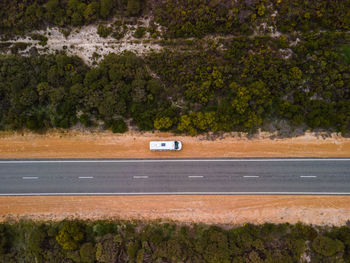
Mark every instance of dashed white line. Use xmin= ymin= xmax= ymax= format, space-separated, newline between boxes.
xmin=300 ymin=176 xmax=317 ymax=178
xmin=188 ymin=176 xmax=204 ymax=178
xmin=22 ymin=177 xmax=38 ymax=180
xmin=133 ymin=176 xmax=149 ymax=179
xmin=78 ymin=176 xmax=94 ymax=179
xmin=243 ymin=176 xmax=259 ymax=178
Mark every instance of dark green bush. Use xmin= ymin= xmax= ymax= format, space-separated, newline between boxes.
xmin=80 ymin=242 xmax=95 ymax=263
xmin=30 ymin=34 xmax=48 ymax=46
xmin=126 ymin=0 xmax=141 ymax=16
xmin=110 ymin=120 xmax=128 ymax=133
xmin=97 ymin=25 xmax=112 ymax=38
xmin=133 ymin=27 xmax=146 ymax=38
xmin=312 ymin=235 xmax=345 ymax=257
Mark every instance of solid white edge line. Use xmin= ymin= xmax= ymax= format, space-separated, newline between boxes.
xmin=188 ymin=175 xmax=204 ymax=178
xmin=133 ymin=176 xmax=149 ymax=179
xmin=0 ymin=158 xmax=349 ymax=164
xmin=0 ymin=192 xmax=350 ymax=196
xmin=78 ymin=176 xmax=93 ymax=179
xmin=300 ymin=176 xmax=317 ymax=178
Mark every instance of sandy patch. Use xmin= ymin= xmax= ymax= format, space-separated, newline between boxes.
xmin=1 ymin=17 xmax=162 ymax=65
xmin=1 ymin=195 xmax=350 ymax=226
xmin=0 ymin=130 xmax=349 ymax=159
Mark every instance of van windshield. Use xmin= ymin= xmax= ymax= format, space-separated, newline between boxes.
xmin=174 ymin=141 xmax=178 ymax=149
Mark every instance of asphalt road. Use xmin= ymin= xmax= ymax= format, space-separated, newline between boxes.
xmin=0 ymin=158 xmax=349 ymax=195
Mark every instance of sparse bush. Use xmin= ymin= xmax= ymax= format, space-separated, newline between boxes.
xmin=133 ymin=27 xmax=146 ymax=38
xmin=30 ymin=33 xmax=48 ymax=46
xmin=110 ymin=120 xmax=128 ymax=133
xmin=97 ymin=24 xmax=112 ymax=38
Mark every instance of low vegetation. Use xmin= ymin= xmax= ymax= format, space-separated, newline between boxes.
xmin=0 ymin=0 xmax=143 ymax=37
xmin=0 ymin=52 xmax=169 ymax=132
xmin=1 ymin=220 xmax=350 ymax=262
xmin=2 ymin=0 xmax=350 ymax=38
xmin=154 ymin=0 xmax=350 ymax=38
xmin=1 ymin=31 xmax=350 ymax=134
xmin=1 ymin=0 xmax=350 ymax=135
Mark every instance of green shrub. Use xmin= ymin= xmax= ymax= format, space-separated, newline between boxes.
xmin=133 ymin=27 xmax=146 ymax=38
xmin=10 ymin=42 xmax=29 ymax=54
xmin=56 ymin=222 xmax=84 ymax=250
xmin=312 ymin=236 xmax=345 ymax=257
xmin=30 ymin=34 xmax=48 ymax=46
xmin=80 ymin=243 xmax=95 ymax=263
xmin=126 ymin=0 xmax=141 ymax=16
xmin=0 ymin=224 xmax=9 ymax=255
xmin=97 ymin=25 xmax=112 ymax=38
xmin=154 ymin=117 xmax=173 ymax=130
xmin=110 ymin=120 xmax=128 ymax=133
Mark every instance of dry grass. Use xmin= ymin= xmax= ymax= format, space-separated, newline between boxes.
xmin=1 ymin=195 xmax=350 ymax=226
xmin=0 ymin=130 xmax=349 ymax=158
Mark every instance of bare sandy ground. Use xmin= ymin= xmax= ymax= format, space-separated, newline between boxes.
xmin=1 ymin=130 xmax=349 ymax=225
xmin=3 ymin=17 xmax=162 ymax=65
xmin=1 ymin=195 xmax=350 ymax=226
xmin=0 ymin=130 xmax=349 ymax=158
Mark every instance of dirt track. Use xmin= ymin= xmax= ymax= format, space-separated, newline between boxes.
xmin=0 ymin=130 xmax=349 ymax=158
xmin=0 ymin=130 xmax=350 ymax=225
xmin=1 ymin=195 xmax=350 ymax=226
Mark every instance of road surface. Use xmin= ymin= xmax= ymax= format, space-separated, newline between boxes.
xmin=0 ymin=158 xmax=349 ymax=195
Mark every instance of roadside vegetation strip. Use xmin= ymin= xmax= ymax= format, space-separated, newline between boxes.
xmin=0 ymin=219 xmax=349 ymax=262
xmin=1 ymin=33 xmax=350 ymax=135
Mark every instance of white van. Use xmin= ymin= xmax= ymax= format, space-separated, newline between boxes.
xmin=149 ymin=141 xmax=182 ymax=151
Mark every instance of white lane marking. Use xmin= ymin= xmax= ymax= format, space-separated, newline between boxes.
xmin=0 ymin=158 xmax=349 ymax=164
xmin=188 ymin=175 xmax=204 ymax=178
xmin=133 ymin=176 xmax=149 ymax=179
xmin=0 ymin=192 xmax=350 ymax=196
xmin=300 ymin=176 xmax=317 ymax=178
xmin=22 ymin=177 xmax=38 ymax=179
xmin=78 ymin=176 xmax=93 ymax=179
xmin=243 ymin=176 xmax=259 ymax=178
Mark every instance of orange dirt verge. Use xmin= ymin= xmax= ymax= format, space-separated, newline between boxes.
xmin=0 ymin=130 xmax=349 ymax=158
xmin=1 ymin=195 xmax=350 ymax=226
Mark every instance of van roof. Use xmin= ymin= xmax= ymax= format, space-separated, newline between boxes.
xmin=150 ymin=141 xmax=177 ymax=150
